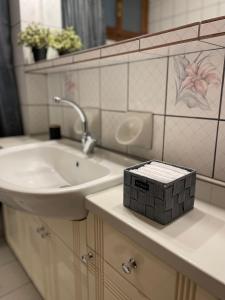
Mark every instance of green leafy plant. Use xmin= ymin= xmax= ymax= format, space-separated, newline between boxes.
xmin=49 ymin=27 xmax=82 ymax=54
xmin=18 ymin=23 xmax=50 ymax=49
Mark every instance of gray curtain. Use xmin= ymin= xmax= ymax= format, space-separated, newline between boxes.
xmin=0 ymin=0 xmax=23 ymax=137
xmin=62 ymin=0 xmax=106 ymax=49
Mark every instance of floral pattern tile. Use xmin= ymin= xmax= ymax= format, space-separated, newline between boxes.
xmin=62 ymin=71 xmax=79 ymax=102
xmin=164 ymin=116 xmax=217 ymax=177
xmin=167 ymin=49 xmax=224 ymax=118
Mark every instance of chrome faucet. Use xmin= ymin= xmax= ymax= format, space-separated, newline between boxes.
xmin=53 ymin=96 xmax=96 ymax=154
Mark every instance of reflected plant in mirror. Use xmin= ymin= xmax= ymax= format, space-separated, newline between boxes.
xmin=174 ymin=52 xmax=221 ymax=110
xmin=18 ymin=22 xmax=50 ymax=61
xmin=49 ymin=27 xmax=82 ymax=56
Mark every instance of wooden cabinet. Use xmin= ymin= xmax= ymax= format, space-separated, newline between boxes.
xmin=3 ymin=207 xmax=219 ymax=300
xmin=25 ymin=214 xmax=50 ymax=298
xmin=103 ymin=0 xmax=149 ymax=41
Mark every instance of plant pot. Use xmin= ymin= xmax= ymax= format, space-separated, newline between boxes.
xmin=57 ymin=49 xmax=71 ymax=56
xmin=32 ymin=47 xmax=47 ymax=62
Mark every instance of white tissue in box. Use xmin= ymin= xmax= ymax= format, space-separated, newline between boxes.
xmin=131 ymin=161 xmax=189 ymax=184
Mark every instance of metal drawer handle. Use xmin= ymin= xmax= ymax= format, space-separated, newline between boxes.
xmin=81 ymin=252 xmax=94 ymax=264
xmin=122 ymin=258 xmax=137 ymax=274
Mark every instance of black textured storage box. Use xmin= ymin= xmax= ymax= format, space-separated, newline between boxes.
xmin=123 ymin=160 xmax=196 ymax=225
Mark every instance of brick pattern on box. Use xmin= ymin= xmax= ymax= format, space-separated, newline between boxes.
xmin=124 ymin=161 xmax=196 ymax=225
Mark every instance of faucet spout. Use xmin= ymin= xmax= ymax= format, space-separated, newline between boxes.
xmin=53 ymin=96 xmax=96 ymax=154
xmin=53 ymin=96 xmax=88 ymax=133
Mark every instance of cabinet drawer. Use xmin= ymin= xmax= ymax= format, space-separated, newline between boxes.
xmin=104 ymin=261 xmax=149 ymax=300
xmin=103 ymin=222 xmax=177 ymax=300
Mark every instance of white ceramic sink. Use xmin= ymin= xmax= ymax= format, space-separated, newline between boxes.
xmin=0 ymin=140 xmax=136 ymax=220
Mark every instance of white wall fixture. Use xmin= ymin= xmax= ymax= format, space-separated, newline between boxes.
xmin=115 ymin=112 xmax=153 ymax=149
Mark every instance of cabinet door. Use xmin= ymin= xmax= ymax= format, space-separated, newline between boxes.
xmin=48 ymin=232 xmax=78 ymax=300
xmin=3 ymin=206 xmax=21 ymax=255
xmin=25 ymin=214 xmax=50 ymax=299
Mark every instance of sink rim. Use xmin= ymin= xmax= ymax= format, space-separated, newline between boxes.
xmin=0 ymin=140 xmax=130 ymax=195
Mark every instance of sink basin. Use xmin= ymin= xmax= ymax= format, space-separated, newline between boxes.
xmin=0 ymin=140 xmax=136 ymax=219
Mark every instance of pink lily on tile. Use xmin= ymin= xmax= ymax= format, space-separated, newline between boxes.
xmin=174 ymin=52 xmax=221 ymax=110
xmin=181 ymin=62 xmax=220 ymax=97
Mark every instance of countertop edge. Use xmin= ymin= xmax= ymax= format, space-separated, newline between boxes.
xmin=85 ymin=196 xmax=225 ymax=299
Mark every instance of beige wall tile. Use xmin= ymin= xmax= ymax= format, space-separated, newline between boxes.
xmin=164 ymin=117 xmax=217 ymax=176
xmin=101 ymin=64 xmax=128 ymax=111
xmin=129 ymin=57 xmax=167 ymax=113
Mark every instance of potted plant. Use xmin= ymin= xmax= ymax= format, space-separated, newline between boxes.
xmin=18 ymin=23 xmax=50 ymax=62
xmin=49 ymin=27 xmax=82 ymax=56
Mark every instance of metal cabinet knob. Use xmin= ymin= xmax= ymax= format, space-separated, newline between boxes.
xmin=81 ymin=252 xmax=94 ymax=264
xmin=122 ymin=258 xmax=137 ymax=274
xmin=41 ymin=232 xmax=50 ymax=239
xmin=36 ymin=226 xmax=45 ymax=233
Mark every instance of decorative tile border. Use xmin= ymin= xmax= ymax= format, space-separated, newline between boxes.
xmin=140 ymin=23 xmax=199 ymax=50
xmin=101 ymin=39 xmax=139 ymax=57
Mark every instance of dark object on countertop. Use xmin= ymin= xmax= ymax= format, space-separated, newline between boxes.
xmin=49 ymin=125 xmax=61 ymax=140
xmin=123 ymin=160 xmax=196 ymax=225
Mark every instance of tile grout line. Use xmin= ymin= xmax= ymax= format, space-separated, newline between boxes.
xmin=212 ymin=54 xmax=225 ymax=178
xmin=162 ymin=56 xmax=170 ymax=161
xmin=0 ymin=257 xmax=17 ymax=270
xmin=0 ymin=280 xmax=31 ymax=299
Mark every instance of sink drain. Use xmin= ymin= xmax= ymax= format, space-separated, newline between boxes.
xmin=59 ymin=184 xmax=71 ymax=188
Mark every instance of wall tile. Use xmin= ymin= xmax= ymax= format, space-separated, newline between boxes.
xmin=219 ymin=77 xmax=225 ymax=119
xmin=164 ymin=117 xmax=217 ymax=176
xmin=14 ymin=66 xmax=26 ymax=104
xmin=214 ymin=121 xmax=225 ymax=181
xmin=48 ymin=105 xmax=63 ymax=127
xmin=167 ymin=49 xmax=224 ymax=118
xmin=101 ymin=64 xmax=128 ymax=111
xmin=20 ymin=0 xmax=42 ymax=23
xmin=79 ymin=68 xmax=100 ymax=108
xmin=26 ymin=74 xmax=48 ymax=104
xmin=101 ymin=40 xmax=139 ymax=57
xmin=62 ymin=107 xmax=78 ymax=139
xmin=47 ymin=73 xmax=63 ymax=104
xmin=74 ymin=108 xmax=101 ymax=144
xmin=42 ymin=0 xmax=62 ymax=28
xmin=23 ymin=105 xmax=49 ymax=134
xmin=128 ymin=115 xmax=164 ymax=160
xmin=61 ymin=71 xmax=79 ymax=103
xmin=129 ymin=57 xmax=167 ymax=113
xmin=101 ymin=111 xmax=127 ymax=153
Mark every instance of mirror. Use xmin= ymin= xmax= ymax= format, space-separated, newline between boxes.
xmin=60 ymin=0 xmax=225 ymax=50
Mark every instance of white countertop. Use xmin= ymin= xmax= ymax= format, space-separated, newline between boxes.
xmin=1 ymin=135 xmax=225 ymax=299
xmin=86 ymin=185 xmax=225 ymax=300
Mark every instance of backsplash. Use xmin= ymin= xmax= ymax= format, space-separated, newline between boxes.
xmin=23 ymin=47 xmax=225 ymax=182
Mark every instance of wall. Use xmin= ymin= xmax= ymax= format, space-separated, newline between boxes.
xmin=149 ymin=0 xmax=225 ymax=33
xmin=9 ymin=1 xmax=225 ymax=183
xmin=9 ymin=0 xmax=62 ymax=135
xmin=39 ymin=45 xmax=225 ymax=183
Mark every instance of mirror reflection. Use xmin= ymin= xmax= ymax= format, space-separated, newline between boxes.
xmin=61 ymin=0 xmax=225 ymax=49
